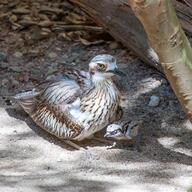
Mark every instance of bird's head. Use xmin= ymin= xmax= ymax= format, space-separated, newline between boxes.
xmin=104 ymin=124 xmax=127 ymax=140
xmin=89 ymin=54 xmax=125 ymax=84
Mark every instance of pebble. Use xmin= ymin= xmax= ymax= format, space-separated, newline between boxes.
xmin=109 ymin=41 xmax=120 ymax=49
xmin=148 ymin=95 xmax=160 ymax=107
xmin=9 ymin=14 xmax=17 ymax=22
xmin=13 ymin=51 xmax=23 ymax=58
xmin=48 ymin=52 xmax=57 ymax=59
xmin=1 ymin=79 xmax=9 ymax=87
xmin=0 ymin=52 xmax=7 ymax=61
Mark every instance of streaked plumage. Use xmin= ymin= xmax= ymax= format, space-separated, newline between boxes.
xmin=14 ymin=54 xmax=125 ymax=143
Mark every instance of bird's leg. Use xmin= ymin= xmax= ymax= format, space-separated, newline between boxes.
xmin=63 ymin=140 xmax=84 ymax=150
xmin=63 ymin=140 xmax=96 ymax=159
xmin=106 ymin=141 xmax=117 ymax=149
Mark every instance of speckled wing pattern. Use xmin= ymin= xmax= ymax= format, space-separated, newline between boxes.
xmin=14 ymin=68 xmax=91 ymax=139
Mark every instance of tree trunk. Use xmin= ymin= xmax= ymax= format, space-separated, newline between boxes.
xmin=129 ymin=0 xmax=192 ymax=118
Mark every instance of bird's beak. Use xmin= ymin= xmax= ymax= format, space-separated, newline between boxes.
xmin=106 ymin=68 xmax=126 ymax=77
xmin=104 ymin=133 xmax=110 ymax=138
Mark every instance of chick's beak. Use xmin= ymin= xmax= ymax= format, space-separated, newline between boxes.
xmin=104 ymin=133 xmax=111 ymax=138
xmin=106 ymin=68 xmax=126 ymax=77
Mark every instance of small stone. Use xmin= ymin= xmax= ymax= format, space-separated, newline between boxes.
xmin=148 ymin=95 xmax=160 ymax=107
xmin=48 ymin=52 xmax=57 ymax=59
xmin=1 ymin=79 xmax=9 ymax=86
xmin=109 ymin=41 xmax=120 ymax=49
xmin=13 ymin=51 xmax=23 ymax=58
xmin=9 ymin=14 xmax=17 ymax=22
xmin=0 ymin=52 xmax=7 ymax=61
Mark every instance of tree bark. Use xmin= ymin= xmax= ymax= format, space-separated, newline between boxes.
xmin=129 ymin=0 xmax=192 ymax=118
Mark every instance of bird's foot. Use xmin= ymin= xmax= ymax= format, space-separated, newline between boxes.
xmin=63 ymin=140 xmax=84 ymax=150
xmin=106 ymin=141 xmax=117 ymax=149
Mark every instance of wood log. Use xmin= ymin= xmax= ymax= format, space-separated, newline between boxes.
xmin=69 ymin=0 xmax=192 ymax=72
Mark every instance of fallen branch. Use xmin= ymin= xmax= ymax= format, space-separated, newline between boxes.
xmin=51 ymin=25 xmax=104 ymax=32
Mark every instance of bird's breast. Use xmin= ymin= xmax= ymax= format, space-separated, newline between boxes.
xmin=79 ymin=82 xmax=120 ymax=131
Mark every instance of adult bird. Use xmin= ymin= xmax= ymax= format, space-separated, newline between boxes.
xmin=14 ymin=54 xmax=125 ymax=149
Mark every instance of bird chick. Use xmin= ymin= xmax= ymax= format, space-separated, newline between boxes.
xmin=104 ymin=120 xmax=141 ymax=150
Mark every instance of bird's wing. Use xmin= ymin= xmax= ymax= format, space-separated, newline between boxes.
xmin=14 ymin=70 xmax=91 ymax=114
xmin=39 ymin=78 xmax=81 ymax=106
xmin=14 ymin=72 xmax=91 ymax=139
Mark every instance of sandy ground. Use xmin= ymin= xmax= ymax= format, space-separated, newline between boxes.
xmin=1 ymin=27 xmax=192 ymax=192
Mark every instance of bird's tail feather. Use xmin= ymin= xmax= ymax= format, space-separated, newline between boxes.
xmin=3 ymin=89 xmax=40 ymax=113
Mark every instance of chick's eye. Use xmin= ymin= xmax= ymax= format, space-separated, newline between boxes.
xmin=112 ymin=130 xmax=118 ymax=134
xmin=97 ymin=63 xmax=106 ymax=70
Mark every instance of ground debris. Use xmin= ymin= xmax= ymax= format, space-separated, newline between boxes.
xmin=0 ymin=0 xmax=108 ymax=45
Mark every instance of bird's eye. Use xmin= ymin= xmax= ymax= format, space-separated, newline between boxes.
xmin=97 ymin=63 xmax=106 ymax=71
xmin=113 ymin=130 xmax=118 ymax=134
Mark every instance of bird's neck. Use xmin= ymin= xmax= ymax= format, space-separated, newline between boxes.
xmin=91 ymin=73 xmax=111 ymax=87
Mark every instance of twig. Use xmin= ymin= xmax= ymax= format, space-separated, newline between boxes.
xmin=52 ymin=25 xmax=104 ymax=32
xmin=183 ymin=0 xmax=192 ymax=8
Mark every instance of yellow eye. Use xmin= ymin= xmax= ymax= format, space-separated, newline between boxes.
xmin=97 ymin=63 xmax=106 ymax=71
